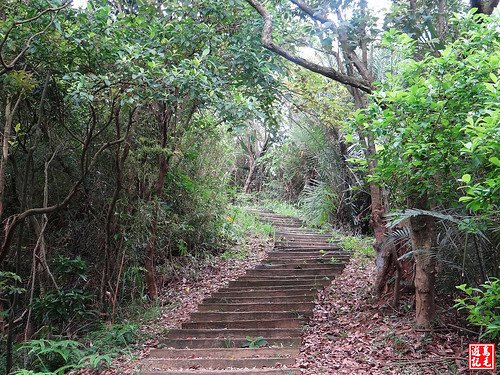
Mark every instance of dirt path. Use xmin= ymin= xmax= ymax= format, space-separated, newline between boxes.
xmin=139 ymin=209 xmax=350 ymax=374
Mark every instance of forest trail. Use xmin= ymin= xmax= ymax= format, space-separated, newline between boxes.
xmin=139 ymin=210 xmax=350 ymax=374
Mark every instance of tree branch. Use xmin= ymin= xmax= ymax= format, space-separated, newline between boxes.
xmin=290 ymin=0 xmax=335 ymax=26
xmin=245 ymin=0 xmax=372 ymax=93
xmin=0 ymin=2 xmax=70 ymax=75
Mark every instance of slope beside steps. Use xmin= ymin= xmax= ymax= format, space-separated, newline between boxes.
xmin=139 ymin=209 xmax=350 ymax=375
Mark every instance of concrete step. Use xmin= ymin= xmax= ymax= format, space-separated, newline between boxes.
xmin=189 ymin=311 xmax=311 ymax=322
xmin=182 ymin=319 xmax=304 ymax=330
xmin=148 ymin=347 xmax=299 ymax=359
xmin=254 ymin=262 xmax=345 ymax=270
xmin=203 ymin=296 xmax=315 ymax=304
xmin=166 ymin=328 xmax=301 ymax=339
xmin=141 ymin=357 xmax=295 ymax=370
xmin=235 ymin=275 xmax=335 ymax=281
xmin=259 ymin=262 xmax=345 ymax=269
xmin=159 ymin=337 xmax=301 ymax=349
xmin=141 ymin=368 xmax=300 ymax=374
xmin=217 ymin=285 xmax=321 ymax=292
xmin=211 ymin=288 xmax=317 ymax=298
xmin=244 ymin=268 xmax=341 ymax=276
xmin=274 ymin=246 xmax=342 ymax=251
xmin=197 ymin=302 xmax=315 ymax=312
xmin=227 ymin=279 xmax=331 ymax=288
xmin=266 ymin=251 xmax=344 ymax=259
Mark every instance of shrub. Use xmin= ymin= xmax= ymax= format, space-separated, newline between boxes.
xmin=455 ymin=278 xmax=500 ymax=340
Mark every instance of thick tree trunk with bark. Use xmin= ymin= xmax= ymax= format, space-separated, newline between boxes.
xmin=408 ymin=195 xmax=436 ymax=328
xmin=470 ymin=0 xmax=499 ymax=14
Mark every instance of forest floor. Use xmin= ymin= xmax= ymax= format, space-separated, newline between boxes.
xmin=85 ymin=218 xmax=474 ymax=375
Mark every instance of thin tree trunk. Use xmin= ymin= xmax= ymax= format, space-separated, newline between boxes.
xmin=244 ymin=158 xmax=256 ymax=194
xmin=145 ymin=201 xmax=159 ymax=299
xmin=102 ymin=107 xmax=137 ymax=308
xmin=143 ymin=103 xmax=173 ymax=300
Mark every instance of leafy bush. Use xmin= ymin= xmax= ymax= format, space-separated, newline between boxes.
xmin=15 ymin=339 xmax=84 ymax=374
xmin=85 ymin=323 xmax=138 ymax=353
xmin=13 ymin=324 xmax=138 ymax=374
xmin=31 ymin=289 xmax=95 ymax=329
xmin=455 ymin=278 xmax=500 ymax=340
xmin=262 ymin=200 xmax=302 ymax=218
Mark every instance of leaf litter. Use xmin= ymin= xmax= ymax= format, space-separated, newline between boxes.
xmin=296 ymin=254 xmax=473 ymax=375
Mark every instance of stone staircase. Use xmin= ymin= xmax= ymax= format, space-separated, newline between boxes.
xmin=139 ymin=209 xmax=350 ymax=374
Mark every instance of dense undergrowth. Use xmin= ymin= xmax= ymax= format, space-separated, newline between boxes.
xmin=0 ymin=204 xmax=274 ymax=374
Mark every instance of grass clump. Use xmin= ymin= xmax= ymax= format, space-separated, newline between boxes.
xmin=261 ymin=200 xmax=302 ymax=218
xmin=338 ymin=234 xmax=374 ymax=258
xmin=219 ymin=206 xmax=274 ymax=260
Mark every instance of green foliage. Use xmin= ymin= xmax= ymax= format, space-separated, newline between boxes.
xmin=455 ymin=278 xmax=500 ymax=340
xmin=52 ymin=256 xmax=88 ymax=284
xmin=339 ymin=235 xmax=374 ymax=258
xmin=241 ymin=336 xmax=268 ymax=348
xmin=15 ymin=339 xmax=84 ymax=374
xmin=0 ymin=271 xmax=25 ymax=298
xmin=299 ymin=181 xmax=336 ymax=228
xmin=224 ymin=207 xmax=274 ymax=239
xmin=31 ymin=289 xmax=95 ymax=329
xmin=85 ymin=323 xmax=138 ymax=353
xmin=262 ymin=200 xmax=302 ymax=219
xmin=13 ymin=324 xmax=138 ymax=374
xmin=357 ymin=13 xmax=499 ymax=214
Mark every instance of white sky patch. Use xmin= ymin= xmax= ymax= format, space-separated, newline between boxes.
xmin=71 ymin=0 xmax=87 ymax=9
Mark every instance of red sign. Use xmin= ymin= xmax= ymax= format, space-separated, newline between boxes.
xmin=469 ymin=343 xmax=496 ymax=371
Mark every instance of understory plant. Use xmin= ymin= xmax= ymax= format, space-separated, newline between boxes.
xmin=455 ymin=278 xmax=500 ymax=340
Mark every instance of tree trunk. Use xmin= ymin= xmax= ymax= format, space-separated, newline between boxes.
xmin=350 ymin=90 xmax=390 ymax=294
xmin=244 ymin=158 xmax=256 ymax=194
xmin=408 ymin=195 xmax=436 ymax=328
xmin=371 ymin=181 xmax=391 ymax=294
xmin=0 ymin=95 xmax=22 ymax=220
xmin=145 ymin=201 xmax=159 ymax=299
xmin=470 ymin=0 xmax=499 ymax=14
xmin=142 ymin=103 xmax=173 ymax=300
xmin=437 ymin=0 xmax=447 ymax=41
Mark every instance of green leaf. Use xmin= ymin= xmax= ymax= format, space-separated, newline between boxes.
xmin=461 ymin=174 xmax=471 ymax=184
xmin=489 ymin=157 xmax=500 ymax=167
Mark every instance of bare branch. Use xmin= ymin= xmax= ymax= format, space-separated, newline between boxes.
xmin=245 ymin=0 xmax=372 ymax=93
xmin=291 ymin=0 xmax=373 ymax=82
xmin=290 ymin=0 xmax=335 ymax=26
